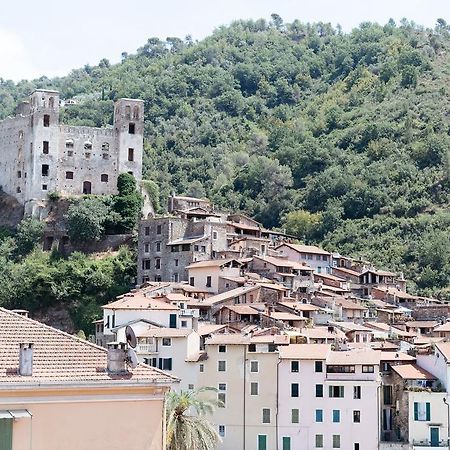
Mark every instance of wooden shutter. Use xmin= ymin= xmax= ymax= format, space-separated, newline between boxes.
xmin=282 ymin=436 xmax=291 ymax=450
xmin=426 ymin=402 xmax=431 ymax=421
xmin=0 ymin=418 xmax=12 ymax=450
xmin=413 ymin=402 xmax=418 ymax=421
xmin=258 ymin=435 xmax=267 ymax=450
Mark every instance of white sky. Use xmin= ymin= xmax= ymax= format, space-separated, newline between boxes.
xmin=1 ymin=0 xmax=449 ymax=81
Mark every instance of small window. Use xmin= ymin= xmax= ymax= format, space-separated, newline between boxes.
xmin=84 ymin=141 xmax=92 ymax=150
xmin=129 ymin=123 xmax=135 ymax=134
xmin=218 ymin=425 xmax=225 ymax=438
xmin=175 ymin=259 xmax=179 ymax=267
xmin=251 ymin=382 xmax=258 ymax=396
xmin=218 ymin=392 xmax=226 ymax=407
xmin=156 ymin=242 xmax=161 ymax=252
xmin=354 ymin=386 xmax=361 ymax=399
xmin=142 ymin=259 xmax=151 ymax=270
xmin=43 ymin=141 xmax=49 ymax=154
xmin=65 ymin=171 xmax=74 ymax=180
xmin=353 ymin=410 xmax=361 ymax=423
xmin=199 ymin=364 xmax=204 ymax=373
xmin=103 ymin=153 xmax=109 ymax=160
xmin=206 ymin=276 xmax=212 ymax=288
xmin=218 ymin=361 xmax=226 ymax=372
xmin=315 ymin=361 xmax=323 ymax=372
xmin=188 ymin=384 xmax=194 ymax=390
xmin=213 ymin=231 xmax=218 ymax=240
xmin=155 ymin=258 xmax=161 ymax=270
xmin=282 ymin=437 xmax=291 ymax=450
xmin=291 ymin=408 xmax=299 ymax=424
xmin=250 ymin=361 xmax=259 ymax=373
xmin=248 ymin=344 xmax=256 ymax=352
xmin=18 ymin=130 xmax=24 ymax=139
xmin=162 ymin=338 xmax=171 ymax=346
xmin=362 ymin=365 xmax=374 ymax=373
xmin=85 ymin=152 xmax=91 ymax=159
xmin=42 ymin=184 xmax=47 ymax=191
xmin=218 ymin=345 xmax=226 ymax=353
xmin=101 ymin=174 xmax=109 ymax=182
xmin=262 ymin=408 xmax=271 ymax=424
xmin=268 ymin=344 xmax=277 ymax=352
xmin=67 ymin=150 xmax=73 ymax=157
xmin=332 ymin=410 xmax=340 ymax=423
xmin=156 ymin=224 xmax=162 ymax=235
xmin=144 ymin=226 xmax=150 ymax=236
xmin=133 ymin=105 xmax=140 ymax=120
xmin=329 ymin=386 xmax=344 ymax=398
xmin=102 ymin=142 xmax=110 ymax=151
xmin=16 ymin=186 xmax=21 ymax=193
xmin=333 ymin=435 xmax=341 ymax=448
xmin=291 ymin=361 xmax=299 ymax=373
xmin=316 ymin=384 xmax=323 ymax=398
xmin=315 ymin=434 xmax=324 ymax=448
xmin=65 ymin=139 xmax=74 ymax=148
xmin=315 ymin=409 xmax=323 ymax=422
xmin=43 ymin=114 xmax=50 ymax=127
xmin=181 ymin=320 xmax=187 ymax=328
xmin=291 ymin=383 xmax=299 ymax=397
xmin=144 ymin=243 xmax=150 ymax=253
xmin=17 ymin=171 xmax=21 ymax=178
xmin=189 ymin=277 xmax=194 ymax=286
xmin=128 ymin=148 xmax=134 ymax=161
xmin=41 ymin=164 xmax=49 ymax=177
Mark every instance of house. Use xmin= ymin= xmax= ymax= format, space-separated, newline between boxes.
xmin=359 ymin=268 xmax=406 ymax=296
xmin=214 ymin=304 xmax=261 ymax=325
xmin=0 ymin=308 xmax=175 ymax=450
xmin=276 ymin=243 xmax=332 ymax=273
xmin=433 ymin=322 xmax=450 ymax=339
xmin=312 ymin=296 xmax=368 ymax=321
xmin=405 ymin=320 xmax=439 ymax=336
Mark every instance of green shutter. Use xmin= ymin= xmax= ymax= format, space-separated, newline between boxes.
xmin=283 ymin=436 xmax=291 ymax=450
xmin=414 ymin=402 xmax=418 ymax=421
xmin=426 ymin=402 xmax=431 ymax=421
xmin=0 ymin=419 xmax=13 ymax=450
xmin=258 ymin=434 xmax=267 ymax=450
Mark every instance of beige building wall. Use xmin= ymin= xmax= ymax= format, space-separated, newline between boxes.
xmin=1 ymin=386 xmax=167 ymax=450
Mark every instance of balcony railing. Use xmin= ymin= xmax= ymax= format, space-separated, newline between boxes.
xmin=136 ymin=343 xmax=158 ymax=354
xmin=413 ymin=439 xmax=448 ymax=448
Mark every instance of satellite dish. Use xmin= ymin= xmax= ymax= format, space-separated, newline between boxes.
xmin=127 ymin=348 xmax=138 ymax=369
xmin=125 ymin=326 xmax=137 ymax=348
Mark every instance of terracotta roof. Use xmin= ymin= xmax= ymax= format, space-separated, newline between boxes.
xmin=434 ymin=322 xmax=450 ymax=332
xmin=278 ymin=301 xmax=322 ymax=312
xmin=0 ymin=308 xmax=175 ymax=385
xmin=326 ymin=348 xmax=380 ymax=365
xmin=279 ymin=344 xmax=331 ymax=360
xmin=436 ymin=343 xmax=450 ymax=360
xmin=331 ymin=322 xmax=374 ymax=333
xmin=277 ymin=243 xmax=331 ymax=256
xmin=297 ymin=327 xmax=346 ymax=340
xmin=197 ymin=324 xmax=229 ymax=336
xmin=253 ymin=255 xmax=314 ymax=271
xmin=332 ymin=267 xmax=361 ymax=277
xmin=186 ymin=258 xmax=240 ymax=269
xmin=167 ymin=236 xmax=207 ymax=245
xmin=360 ymin=268 xmax=397 ymax=277
xmin=162 ymin=293 xmax=193 ymax=302
xmin=314 ymin=273 xmax=347 ymax=282
xmin=406 ymin=321 xmax=439 ymax=328
xmin=391 ymin=364 xmax=436 ymax=380
xmin=205 ymin=333 xmax=289 ymax=346
xmin=378 ymin=351 xmax=415 ymax=362
xmin=263 ymin=312 xmax=308 ymax=322
xmin=189 ymin=286 xmax=259 ymax=306
xmin=103 ymin=293 xmax=179 ymax=311
xmin=256 ymin=282 xmax=289 ymax=291
xmin=137 ymin=328 xmax=192 ymax=338
xmin=220 ymin=305 xmax=260 ymax=315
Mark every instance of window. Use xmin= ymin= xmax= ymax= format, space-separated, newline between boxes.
xmin=218 ymin=383 xmax=226 ymax=391
xmin=162 ymin=338 xmax=171 ymax=346
xmin=282 ymin=436 xmax=291 ymax=450
xmin=414 ymin=402 xmax=431 ymax=421
xmin=155 ymin=258 xmax=161 ymax=270
xmin=362 ymin=365 xmax=374 ymax=373
xmin=144 ymin=243 xmax=150 ymax=253
xmin=218 ymin=392 xmax=226 ymax=407
xmin=41 ymin=164 xmax=49 ymax=176
xmin=194 ymin=245 xmax=199 ymax=252
xmin=43 ymin=140 xmax=49 ymax=154
xmin=16 ymin=187 xmax=21 ymax=193
xmin=250 ymin=361 xmax=259 ymax=373
xmin=0 ymin=417 xmax=13 ymax=449
xmin=315 ymin=410 xmax=323 ymax=422
xmin=213 ymin=231 xmax=218 ymax=240
xmin=156 ymin=242 xmax=161 ymax=252
xmin=84 ymin=141 xmax=92 ymax=150
xmin=329 ymin=386 xmax=344 ymax=398
xmin=181 ymin=320 xmax=187 ymax=328
xmin=206 ymin=276 xmax=212 ymax=288
xmin=218 ymin=361 xmax=226 ymax=372
xmin=268 ymin=344 xmax=277 ymax=352
xmin=189 ymin=277 xmax=194 ymax=287
xmin=383 ymin=385 xmax=392 ymax=405
xmin=128 ymin=148 xmax=134 ymax=161
xmin=291 ymin=361 xmax=299 ymax=373
xmin=199 ymin=364 xmax=204 ymax=373
xmin=315 ymin=361 xmax=323 ymax=372
xmin=42 ymin=184 xmax=47 ymax=190
xmin=188 ymin=384 xmax=194 ymax=390
xmin=101 ymin=174 xmax=109 ymax=182
xmin=251 ymin=382 xmax=258 ymax=396
xmin=333 ymin=435 xmax=341 ymax=448
xmin=218 ymin=425 xmax=225 ymax=438
xmin=102 ymin=142 xmax=109 ymax=151
xmin=160 ymin=358 xmax=172 ymax=370
xmin=129 ymin=123 xmax=135 ymax=134
xmin=156 ymin=224 xmax=162 ymax=235
xmin=43 ymin=114 xmax=50 ymax=127
xmin=291 ymin=383 xmax=299 ymax=397
xmin=144 ymin=226 xmax=150 ymax=236
xmin=327 ymin=365 xmax=355 ymax=373
xmin=142 ymin=259 xmax=151 ymax=270
xmin=354 ymin=386 xmax=361 ymax=399
xmin=315 ymin=434 xmax=323 ymax=448
xmin=332 ymin=410 xmax=340 ymax=423
xmin=175 ymin=259 xmax=179 ymax=267
xmin=67 ymin=150 xmax=74 ymax=157
xmin=201 ymin=245 xmax=206 ymax=252
xmin=354 ymin=444 xmax=360 ymax=450
xmin=291 ymin=409 xmax=299 ymax=424
xmin=316 ymin=384 xmax=323 ymax=398
xmin=353 ymin=410 xmax=361 ymax=423
xmin=17 ymin=170 xmax=21 ymax=178
xmin=65 ymin=171 xmax=73 ymax=180
xmin=218 ymin=345 xmax=226 ymax=353
xmin=262 ymin=408 xmax=271 ymax=424
xmin=133 ymin=105 xmax=140 ymax=120
xmin=65 ymin=139 xmax=74 ymax=148
xmin=248 ymin=344 xmax=256 ymax=352
xmin=258 ymin=435 xmax=267 ymax=450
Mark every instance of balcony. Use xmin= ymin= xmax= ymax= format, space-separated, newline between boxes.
xmin=136 ymin=343 xmax=158 ymax=354
xmin=413 ymin=439 xmax=449 ymax=449
xmin=180 ymin=309 xmax=199 ymax=318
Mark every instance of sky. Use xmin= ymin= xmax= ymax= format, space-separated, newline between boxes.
xmin=0 ymin=0 xmax=449 ymax=82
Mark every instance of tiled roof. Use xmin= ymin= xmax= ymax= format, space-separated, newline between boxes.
xmin=103 ymin=293 xmax=179 ymax=311
xmin=326 ymin=348 xmax=380 ymax=365
xmin=378 ymin=351 xmax=415 ymax=362
xmin=391 ymin=364 xmax=436 ymax=380
xmin=0 ymin=308 xmax=175 ymax=385
xmin=185 ymin=258 xmax=240 ymax=269
xmin=277 ymin=243 xmax=331 ymax=256
xmin=279 ymin=344 xmax=331 ymax=360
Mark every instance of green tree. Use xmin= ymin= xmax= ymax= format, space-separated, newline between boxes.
xmin=282 ymin=210 xmax=322 ymax=241
xmin=166 ymin=387 xmax=222 ymax=450
xmin=15 ymin=218 xmax=45 ymax=257
xmin=113 ymin=173 xmax=144 ymax=232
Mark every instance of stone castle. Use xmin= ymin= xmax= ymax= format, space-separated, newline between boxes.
xmin=0 ymin=89 xmax=144 ymax=216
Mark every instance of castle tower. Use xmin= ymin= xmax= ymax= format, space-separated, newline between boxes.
xmin=27 ymin=89 xmax=60 ymax=202
xmin=113 ymin=98 xmax=144 ymax=182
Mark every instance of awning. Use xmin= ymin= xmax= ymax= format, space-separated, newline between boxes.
xmin=0 ymin=410 xmax=32 ymax=419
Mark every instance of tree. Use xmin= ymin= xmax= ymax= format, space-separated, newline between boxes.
xmin=113 ymin=173 xmax=144 ymax=232
xmin=15 ymin=218 xmax=45 ymax=257
xmin=166 ymin=387 xmax=222 ymax=450
xmin=282 ymin=210 xmax=322 ymax=241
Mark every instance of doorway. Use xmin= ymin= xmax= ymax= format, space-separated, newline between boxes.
xmin=82 ymin=181 xmax=92 ymax=194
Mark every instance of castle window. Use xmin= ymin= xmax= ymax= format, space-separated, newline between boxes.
xmin=101 ymin=174 xmax=109 ymax=182
xmin=65 ymin=139 xmax=74 ymax=148
xmin=125 ymin=105 xmax=131 ymax=120
xmin=128 ymin=123 xmax=135 ymax=134
xmin=133 ymin=105 xmax=140 ymax=120
xmin=43 ymin=141 xmax=49 ymax=154
xmin=84 ymin=141 xmax=92 ymax=150
xmin=128 ymin=148 xmax=134 ymax=161
xmin=17 ymin=171 xmax=21 ymax=178
xmin=103 ymin=153 xmax=110 ymax=160
xmin=16 ymin=187 xmax=21 ymax=193
xmin=42 ymin=184 xmax=48 ymax=191
xmin=18 ymin=130 xmax=24 ymax=139
xmin=85 ymin=153 xmax=91 ymax=159
xmin=41 ymin=164 xmax=49 ymax=177
xmin=102 ymin=142 xmax=109 ymax=151
xmin=48 ymin=97 xmax=54 ymax=108
xmin=65 ymin=171 xmax=74 ymax=180
xmin=67 ymin=150 xmax=73 ymax=157
xmin=43 ymin=114 xmax=50 ymax=127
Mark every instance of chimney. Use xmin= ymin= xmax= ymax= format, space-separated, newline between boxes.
xmin=107 ymin=342 xmax=128 ymax=373
xmin=19 ymin=343 xmax=33 ymax=376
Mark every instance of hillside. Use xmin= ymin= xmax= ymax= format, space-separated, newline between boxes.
xmin=2 ymin=17 xmax=450 ymax=297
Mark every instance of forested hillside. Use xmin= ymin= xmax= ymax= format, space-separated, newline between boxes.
xmin=2 ymin=16 xmax=450 ymax=298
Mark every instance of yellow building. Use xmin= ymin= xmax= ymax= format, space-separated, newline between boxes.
xmin=0 ymin=308 xmax=176 ymax=450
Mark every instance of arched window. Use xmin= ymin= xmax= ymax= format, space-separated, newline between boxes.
xmin=65 ymin=139 xmax=74 ymax=148
xmin=84 ymin=141 xmax=92 ymax=150
xmin=102 ymin=142 xmax=110 ymax=151
xmin=133 ymin=105 xmax=140 ymax=120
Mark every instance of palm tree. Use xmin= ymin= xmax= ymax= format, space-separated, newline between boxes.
xmin=166 ymin=387 xmax=222 ymax=450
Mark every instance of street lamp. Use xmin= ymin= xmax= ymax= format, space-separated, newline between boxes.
xmin=443 ymin=397 xmax=450 ymax=447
